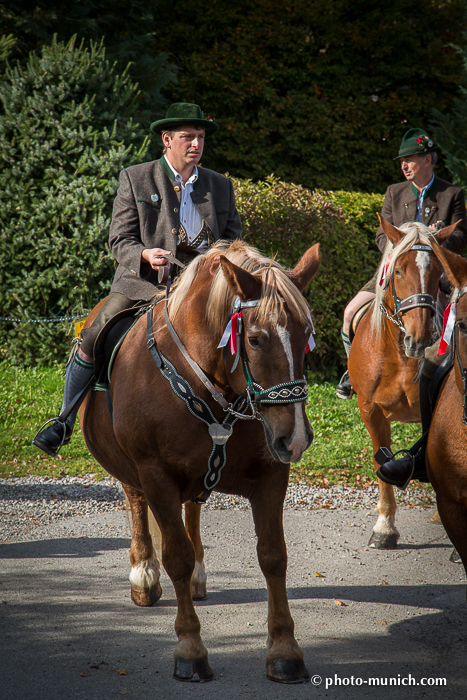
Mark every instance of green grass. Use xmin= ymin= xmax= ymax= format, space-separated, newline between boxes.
xmin=0 ymin=362 xmax=422 ymax=486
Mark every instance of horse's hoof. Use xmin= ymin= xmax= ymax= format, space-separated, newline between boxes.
xmin=267 ymin=658 xmax=310 ymax=684
xmin=368 ymin=532 xmax=399 ymax=549
xmin=131 ymin=582 xmax=162 ymax=607
xmin=173 ymin=656 xmax=214 ymax=682
xmin=191 ymin=581 xmax=207 ymax=600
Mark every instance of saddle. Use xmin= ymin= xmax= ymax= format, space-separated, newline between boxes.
xmin=349 ymin=299 xmax=373 ymax=343
xmin=92 ymin=302 xmax=149 ymax=389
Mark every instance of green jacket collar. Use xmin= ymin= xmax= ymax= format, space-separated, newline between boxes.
xmin=159 ymin=156 xmax=201 ymax=190
xmin=411 ymin=174 xmax=437 ymax=201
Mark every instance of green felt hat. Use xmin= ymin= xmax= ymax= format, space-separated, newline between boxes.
xmin=394 ymin=128 xmax=438 ymax=159
xmin=150 ymin=102 xmax=219 ymax=137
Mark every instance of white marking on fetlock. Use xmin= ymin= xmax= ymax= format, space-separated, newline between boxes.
xmin=191 ymin=561 xmax=207 ymax=587
xmin=276 ymin=325 xmax=308 ymax=459
xmin=373 ymin=513 xmax=399 ymax=537
xmin=129 ymin=554 xmax=160 ymax=590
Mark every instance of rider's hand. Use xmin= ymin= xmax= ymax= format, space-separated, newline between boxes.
xmin=142 ymin=248 xmax=171 ymax=269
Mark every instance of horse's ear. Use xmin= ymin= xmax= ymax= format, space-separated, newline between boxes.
xmin=219 ymin=256 xmax=262 ymax=301
xmin=286 ymin=243 xmax=321 ymax=292
xmin=430 ymin=238 xmax=467 ymax=290
xmin=378 ymin=213 xmax=404 ymax=245
xmin=434 ymin=220 xmax=462 ymax=246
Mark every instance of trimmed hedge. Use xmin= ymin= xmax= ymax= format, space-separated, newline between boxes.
xmin=233 ymin=176 xmax=383 ymax=378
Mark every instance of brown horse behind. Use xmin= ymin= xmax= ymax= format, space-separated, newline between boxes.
xmin=425 ymin=242 xmax=467 ymax=579
xmin=80 ymin=239 xmax=320 ymax=683
xmin=348 ymin=217 xmax=455 ymax=548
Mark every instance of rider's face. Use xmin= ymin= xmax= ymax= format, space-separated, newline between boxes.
xmin=399 ymin=154 xmax=433 ymax=188
xmin=163 ymin=127 xmax=205 ymax=171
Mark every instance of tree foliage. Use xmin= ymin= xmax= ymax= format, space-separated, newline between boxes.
xmin=154 ymin=0 xmax=464 ymax=193
xmin=0 ymin=1 xmax=177 ymax=127
xmin=432 ymin=38 xmax=467 ymax=190
xmin=0 ymin=36 xmax=150 ymax=365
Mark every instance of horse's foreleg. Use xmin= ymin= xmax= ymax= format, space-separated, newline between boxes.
xmin=360 ymin=403 xmax=400 ymax=549
xmin=251 ymin=487 xmax=309 ymax=684
xmin=184 ymin=502 xmax=207 ymax=600
xmin=121 ymin=483 xmax=162 ymax=606
xmin=144 ymin=486 xmax=213 ymax=683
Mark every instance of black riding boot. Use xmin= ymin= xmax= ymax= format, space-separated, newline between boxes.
xmin=376 ymin=373 xmax=431 ymax=490
xmin=32 ymin=353 xmax=94 ymax=456
xmin=336 ymin=329 xmax=354 ymax=399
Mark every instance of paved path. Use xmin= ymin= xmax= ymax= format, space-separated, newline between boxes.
xmin=1 ymin=505 xmax=466 ymax=699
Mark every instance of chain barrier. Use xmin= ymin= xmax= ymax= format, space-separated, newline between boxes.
xmin=0 ymin=314 xmax=88 ymax=324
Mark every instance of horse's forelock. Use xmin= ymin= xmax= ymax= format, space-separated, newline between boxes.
xmin=168 ymin=241 xmax=311 ymax=335
xmin=371 ymin=221 xmax=437 ymax=335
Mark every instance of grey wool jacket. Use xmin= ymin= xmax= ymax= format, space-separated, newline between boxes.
xmin=109 ymin=157 xmax=242 ymax=299
xmin=375 ymin=177 xmax=467 ymax=254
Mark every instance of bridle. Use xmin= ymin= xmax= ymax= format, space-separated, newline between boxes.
xmin=379 ymin=243 xmax=437 ymax=332
xmin=451 ymin=287 xmax=467 ymax=425
xmin=145 ymin=281 xmax=311 ymax=504
xmin=161 ymin=293 xmax=308 ymax=421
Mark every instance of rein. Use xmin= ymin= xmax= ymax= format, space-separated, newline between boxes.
xmin=453 ymin=315 xmax=467 ymax=426
xmin=379 ymin=244 xmax=437 ymax=332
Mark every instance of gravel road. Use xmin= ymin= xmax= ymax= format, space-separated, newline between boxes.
xmin=0 ymin=475 xmax=436 ymax=543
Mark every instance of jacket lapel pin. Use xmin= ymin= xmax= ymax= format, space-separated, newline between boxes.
xmin=151 ymin=193 xmax=159 ymax=203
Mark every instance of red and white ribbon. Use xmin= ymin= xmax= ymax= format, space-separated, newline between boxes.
xmin=379 ymin=257 xmax=391 ymax=287
xmin=217 ymin=312 xmax=242 ymax=354
xmin=437 ymin=302 xmax=457 ymax=356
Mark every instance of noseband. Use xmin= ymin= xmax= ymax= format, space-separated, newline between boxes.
xmin=379 ymin=244 xmax=437 ymax=332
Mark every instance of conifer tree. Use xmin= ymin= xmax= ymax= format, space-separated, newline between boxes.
xmin=0 ymin=36 xmax=150 ymax=365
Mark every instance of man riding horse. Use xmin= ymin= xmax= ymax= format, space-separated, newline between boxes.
xmin=33 ymin=102 xmax=242 ymax=457
xmin=337 ymin=128 xmax=467 ymax=403
xmin=338 ymin=128 xmax=467 ymax=489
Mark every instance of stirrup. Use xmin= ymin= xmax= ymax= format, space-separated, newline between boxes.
xmin=32 ymin=417 xmax=68 ymax=455
xmin=374 ymin=447 xmax=415 ymax=491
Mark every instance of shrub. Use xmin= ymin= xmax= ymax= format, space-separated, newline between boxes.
xmin=0 ymin=36 xmax=150 ymax=365
xmin=233 ymin=176 xmax=381 ymax=378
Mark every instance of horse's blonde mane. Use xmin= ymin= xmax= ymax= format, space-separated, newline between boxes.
xmin=371 ymin=221 xmax=438 ymax=335
xmin=167 ymin=240 xmax=311 ymax=336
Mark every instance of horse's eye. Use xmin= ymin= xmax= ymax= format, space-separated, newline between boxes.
xmin=458 ymin=321 xmax=467 ymax=335
xmin=395 ymin=269 xmax=402 ymax=278
xmin=248 ymin=336 xmax=261 ymax=349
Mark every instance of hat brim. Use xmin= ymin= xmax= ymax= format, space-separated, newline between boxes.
xmin=150 ymin=117 xmax=219 ymax=137
xmin=394 ymin=146 xmax=438 ymax=160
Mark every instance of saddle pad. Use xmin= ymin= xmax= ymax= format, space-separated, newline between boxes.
xmin=349 ymin=299 xmax=374 ymax=343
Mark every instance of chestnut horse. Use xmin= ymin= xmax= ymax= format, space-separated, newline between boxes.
xmin=348 ymin=217 xmax=455 ymax=549
xmin=80 ymin=239 xmax=320 ymax=683
xmin=425 ymin=241 xmax=467 ymax=578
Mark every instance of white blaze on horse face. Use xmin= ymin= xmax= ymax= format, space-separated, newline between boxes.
xmin=276 ymin=324 xmax=308 ymax=460
xmin=416 ymin=251 xmax=430 ymax=293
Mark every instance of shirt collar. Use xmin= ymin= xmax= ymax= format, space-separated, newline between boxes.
xmin=164 ymin=155 xmax=198 ymax=185
xmin=412 ymin=173 xmax=436 ymax=201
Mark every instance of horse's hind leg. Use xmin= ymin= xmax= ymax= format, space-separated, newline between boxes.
xmin=184 ymin=502 xmax=207 ymax=600
xmin=122 ymin=483 xmax=162 ymax=606
xmin=251 ymin=481 xmax=309 ymax=683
